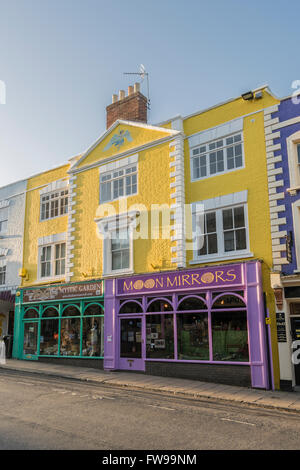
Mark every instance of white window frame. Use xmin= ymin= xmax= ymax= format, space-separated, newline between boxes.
xmin=95 ymin=211 xmax=139 ymax=277
xmin=292 ymin=200 xmax=300 ymax=272
xmin=190 ymin=132 xmax=244 ymax=182
xmin=40 ymin=189 xmax=69 ymax=222
xmin=0 ymin=264 xmax=6 ymax=285
xmin=190 ymin=191 xmax=252 ymax=264
xmin=100 ymin=164 xmax=138 ymax=204
xmin=0 ymin=219 xmax=8 ymax=234
xmin=37 ymin=239 xmax=67 ymax=281
xmin=287 ymin=131 xmax=300 ymax=193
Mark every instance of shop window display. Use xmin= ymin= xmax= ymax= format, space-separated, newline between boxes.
xmin=40 ymin=318 xmax=59 ymax=355
xmin=60 ymin=317 xmax=81 ymax=356
xmin=177 ymin=313 xmax=209 ymax=360
xmin=21 ymin=301 xmax=104 ymax=359
xmin=146 ymin=314 xmax=174 ymax=359
xmin=82 ymin=305 xmax=104 ymax=357
xmin=212 ymin=310 xmax=248 ymax=362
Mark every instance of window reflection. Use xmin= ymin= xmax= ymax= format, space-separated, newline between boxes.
xmin=177 ymin=313 xmax=209 ymax=360
xmin=60 ymin=318 xmax=80 ymax=356
xmin=212 ymin=310 xmax=248 ymax=362
xmin=82 ymin=316 xmax=104 ymax=357
xmin=23 ymin=322 xmax=38 ymax=355
xmin=146 ymin=314 xmax=174 ymax=359
xmin=40 ymin=318 xmax=58 ymax=355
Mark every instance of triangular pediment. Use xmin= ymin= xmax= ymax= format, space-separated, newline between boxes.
xmin=72 ymin=120 xmax=180 ymax=171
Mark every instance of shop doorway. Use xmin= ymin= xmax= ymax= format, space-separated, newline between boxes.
xmin=119 ymin=317 xmax=145 ymax=371
xmin=23 ymin=321 xmax=39 ymax=358
xmin=291 ymin=317 xmax=300 ymax=386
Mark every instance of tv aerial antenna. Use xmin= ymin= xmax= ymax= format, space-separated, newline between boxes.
xmin=123 ymin=64 xmax=151 ymax=110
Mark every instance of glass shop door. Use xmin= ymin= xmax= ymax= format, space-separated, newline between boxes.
xmin=23 ymin=321 xmax=39 ymax=360
xmin=119 ymin=317 xmax=145 ymax=371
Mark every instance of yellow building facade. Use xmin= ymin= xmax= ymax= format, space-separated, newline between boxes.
xmin=14 ymin=85 xmax=280 ymax=389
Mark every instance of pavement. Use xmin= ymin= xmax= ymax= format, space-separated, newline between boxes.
xmin=1 ymin=358 xmax=300 ymax=413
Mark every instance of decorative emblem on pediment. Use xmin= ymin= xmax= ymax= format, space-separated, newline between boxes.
xmin=104 ymin=130 xmax=133 ymax=151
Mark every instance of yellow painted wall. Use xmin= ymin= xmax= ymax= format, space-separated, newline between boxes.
xmin=22 ymin=164 xmax=70 ymax=287
xmin=71 ymin=139 xmax=175 ymax=281
xmin=183 ymin=90 xmax=280 ymax=387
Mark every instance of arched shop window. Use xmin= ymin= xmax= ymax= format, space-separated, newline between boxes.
xmin=23 ymin=308 xmax=39 ymax=319
xmin=177 ymin=296 xmax=207 ymax=311
xmin=84 ymin=304 xmax=104 ymax=316
xmin=212 ymin=294 xmax=246 ymax=309
xmin=42 ymin=307 xmax=59 ymax=317
xmin=146 ymin=299 xmax=173 ymax=312
xmin=60 ymin=305 xmax=81 ymax=356
xmin=82 ymin=303 xmax=104 ymax=357
xmin=119 ymin=301 xmax=143 ymax=314
xmin=211 ymin=292 xmax=248 ymax=362
xmin=40 ymin=308 xmax=59 ymax=356
xmin=62 ymin=305 xmax=81 ymax=316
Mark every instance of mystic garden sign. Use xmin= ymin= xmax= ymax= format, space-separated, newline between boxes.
xmin=22 ymin=280 xmax=103 ymax=303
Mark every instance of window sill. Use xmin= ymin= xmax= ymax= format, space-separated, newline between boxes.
xmin=190 ymin=252 xmax=253 ymax=265
xmin=39 ymin=214 xmax=68 ymax=223
xmin=35 ymin=276 xmax=66 ymax=285
xmin=102 ymin=269 xmax=134 ymax=279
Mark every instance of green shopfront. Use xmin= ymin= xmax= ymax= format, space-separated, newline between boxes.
xmin=12 ymin=280 xmax=104 ymax=368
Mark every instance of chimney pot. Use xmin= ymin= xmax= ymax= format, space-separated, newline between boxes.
xmin=119 ymin=90 xmax=125 ymax=100
xmin=128 ymin=85 xmax=134 ymax=96
xmin=112 ymin=94 xmax=118 ymax=103
xmin=134 ymin=82 xmax=140 ymax=93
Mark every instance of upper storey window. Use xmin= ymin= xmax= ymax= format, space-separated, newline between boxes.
xmin=100 ymin=165 xmax=137 ymax=203
xmin=40 ymin=189 xmax=68 ymax=221
xmin=191 ymin=133 xmax=244 ymax=181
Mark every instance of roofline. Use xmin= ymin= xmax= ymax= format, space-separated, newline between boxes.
xmin=153 ymin=84 xmax=281 ymax=127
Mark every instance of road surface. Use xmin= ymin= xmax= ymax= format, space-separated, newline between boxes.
xmin=0 ymin=369 xmax=299 ymax=450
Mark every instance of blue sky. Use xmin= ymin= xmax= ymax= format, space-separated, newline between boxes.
xmin=0 ymin=0 xmax=299 ymax=187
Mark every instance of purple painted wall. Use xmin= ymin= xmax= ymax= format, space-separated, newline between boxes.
xmin=271 ymin=97 xmax=300 ymax=274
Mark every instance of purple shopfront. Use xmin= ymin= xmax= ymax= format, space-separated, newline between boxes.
xmin=104 ymin=261 xmax=271 ymax=389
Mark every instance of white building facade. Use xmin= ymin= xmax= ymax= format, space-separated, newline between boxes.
xmin=0 ymin=179 xmax=27 ymax=340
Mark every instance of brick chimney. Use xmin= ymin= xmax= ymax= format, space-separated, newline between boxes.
xmin=106 ymin=82 xmax=148 ymax=129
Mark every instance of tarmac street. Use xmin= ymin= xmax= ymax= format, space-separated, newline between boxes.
xmin=0 ymin=366 xmax=300 ymax=450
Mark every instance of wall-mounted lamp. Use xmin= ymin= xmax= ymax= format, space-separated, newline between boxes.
xmin=19 ymin=268 xmax=29 ymax=281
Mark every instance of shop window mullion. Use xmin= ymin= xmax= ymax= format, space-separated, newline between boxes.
xmin=80 ymin=300 xmax=83 ymax=357
xmin=58 ymin=303 xmax=62 ymax=357
xmin=37 ymin=304 xmax=42 ymax=356
xmin=207 ymin=292 xmax=213 ymax=362
xmin=173 ymin=292 xmax=178 ymax=361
